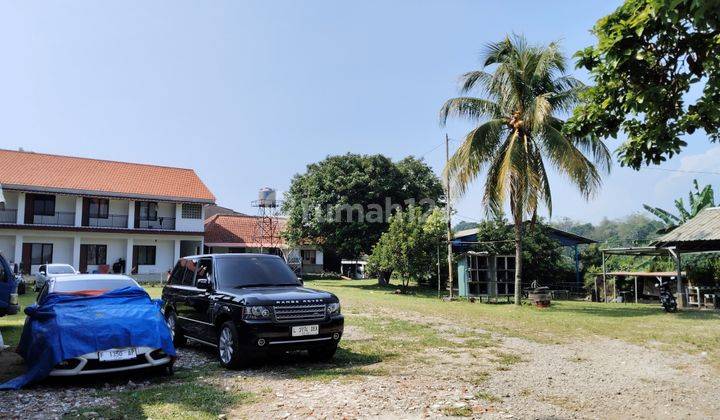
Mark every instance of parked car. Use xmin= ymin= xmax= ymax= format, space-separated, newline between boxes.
xmin=0 ymin=254 xmax=19 ymax=317
xmin=34 ymin=263 xmax=78 ymax=291
xmin=2 ymin=274 xmax=175 ymax=389
xmin=162 ymin=254 xmax=344 ymax=369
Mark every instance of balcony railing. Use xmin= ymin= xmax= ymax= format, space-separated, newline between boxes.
xmin=32 ymin=211 xmax=75 ymax=226
xmin=138 ymin=217 xmax=176 ymax=230
xmin=87 ymin=214 xmax=129 ymax=228
xmin=0 ymin=209 xmax=17 ymax=223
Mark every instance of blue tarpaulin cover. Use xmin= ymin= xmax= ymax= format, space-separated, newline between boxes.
xmin=1 ymin=286 xmax=175 ymax=390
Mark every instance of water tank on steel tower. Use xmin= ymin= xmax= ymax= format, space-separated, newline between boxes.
xmin=257 ymin=187 xmax=277 ymax=207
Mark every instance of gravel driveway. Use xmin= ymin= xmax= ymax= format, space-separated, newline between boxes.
xmin=1 ymin=315 xmax=718 ymax=419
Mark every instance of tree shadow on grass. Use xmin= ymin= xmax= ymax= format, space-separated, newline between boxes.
xmin=258 ymin=343 xmax=391 ymax=381
xmin=85 ymin=381 xmax=251 ymax=420
xmin=324 ymin=281 xmax=438 ymax=298
xmin=549 ymin=303 xmax=720 ymax=320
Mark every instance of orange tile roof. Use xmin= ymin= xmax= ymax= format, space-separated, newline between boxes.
xmin=0 ymin=149 xmax=215 ymax=202
xmin=204 ymin=213 xmax=286 ymax=247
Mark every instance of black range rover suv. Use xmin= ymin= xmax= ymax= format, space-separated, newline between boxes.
xmin=162 ymin=254 xmax=343 ymax=368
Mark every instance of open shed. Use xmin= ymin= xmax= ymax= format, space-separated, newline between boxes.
xmin=453 ymin=225 xmax=596 ymax=288
xmin=601 ymin=207 xmax=720 ymax=308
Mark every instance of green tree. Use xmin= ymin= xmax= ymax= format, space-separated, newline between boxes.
xmin=644 ymin=179 xmax=715 ymax=231
xmin=566 ymin=0 xmax=720 ymax=169
xmin=453 ymin=220 xmax=479 ymax=232
xmin=367 ymin=207 xmax=446 ymax=288
xmin=282 ymin=154 xmax=443 ymax=268
xmin=440 ymin=35 xmax=611 ymax=304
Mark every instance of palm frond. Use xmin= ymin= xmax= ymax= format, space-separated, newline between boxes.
xmin=444 ymin=119 xmax=507 ymax=197
xmin=439 ymin=97 xmax=502 ymax=126
xmin=458 ymin=71 xmax=494 ymax=94
xmin=541 ymin=124 xmax=603 ymax=199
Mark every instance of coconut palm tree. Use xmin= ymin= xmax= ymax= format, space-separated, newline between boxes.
xmin=440 ymin=35 xmax=611 ymax=305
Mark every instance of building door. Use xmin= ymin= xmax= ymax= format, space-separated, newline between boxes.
xmin=21 ymin=243 xmax=32 ymax=274
xmin=79 ymin=245 xmax=89 ymax=273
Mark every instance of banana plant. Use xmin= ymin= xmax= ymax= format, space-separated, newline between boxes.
xmin=644 ymin=179 xmax=715 ymax=232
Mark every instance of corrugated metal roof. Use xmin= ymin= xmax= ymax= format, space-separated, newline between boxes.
xmin=656 ymin=207 xmax=720 ymax=244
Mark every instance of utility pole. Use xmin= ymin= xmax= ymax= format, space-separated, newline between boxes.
xmin=437 ymin=245 xmax=441 ymax=298
xmin=445 ymin=134 xmax=454 ymax=299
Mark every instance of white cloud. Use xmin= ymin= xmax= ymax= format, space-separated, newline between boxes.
xmin=668 ymin=145 xmax=720 ymax=180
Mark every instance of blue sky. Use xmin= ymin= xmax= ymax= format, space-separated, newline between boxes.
xmin=1 ymin=1 xmax=717 ymax=224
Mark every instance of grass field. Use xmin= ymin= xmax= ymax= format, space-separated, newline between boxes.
xmin=1 ymin=279 xmax=719 ymax=418
xmin=311 ymin=279 xmax=720 ymax=365
xmin=3 ymin=279 xmax=720 ymax=362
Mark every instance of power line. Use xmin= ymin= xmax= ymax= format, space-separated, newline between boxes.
xmin=418 ymin=137 xmax=456 ymax=159
xmin=646 ymin=167 xmax=720 ymax=176
xmin=455 ymin=213 xmax=485 ymax=223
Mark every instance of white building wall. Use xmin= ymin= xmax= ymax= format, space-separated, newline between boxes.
xmin=175 ymin=203 xmax=204 ymax=232
xmin=55 ymin=195 xmax=76 ymax=213
xmin=80 ymin=237 xmax=125 ymax=273
xmin=157 ymin=202 xmax=174 ymax=218
xmin=0 ymin=235 xmax=15 ymax=261
xmin=2 ymin=191 xmax=19 ymax=209
xmin=0 ymin=228 xmax=202 ymax=278
xmin=109 ymin=199 xmax=129 ymax=215
xmin=133 ymin=238 xmax=175 ymax=275
xmin=23 ymin=235 xmax=73 ymax=274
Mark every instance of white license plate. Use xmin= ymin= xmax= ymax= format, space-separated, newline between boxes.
xmin=291 ymin=325 xmax=319 ymax=337
xmin=98 ymin=348 xmax=137 ymax=362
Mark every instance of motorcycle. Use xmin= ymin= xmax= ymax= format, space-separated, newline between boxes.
xmin=655 ymin=278 xmax=678 ymax=313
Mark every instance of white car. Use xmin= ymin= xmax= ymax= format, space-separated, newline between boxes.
xmin=34 ymin=264 xmax=78 ymax=292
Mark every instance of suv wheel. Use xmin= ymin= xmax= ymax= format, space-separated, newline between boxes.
xmin=217 ymin=321 xmax=247 ymax=369
xmin=308 ymin=343 xmax=338 ymax=362
xmin=165 ymin=311 xmax=186 ymax=347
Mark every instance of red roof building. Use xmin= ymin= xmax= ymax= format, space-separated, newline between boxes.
xmin=0 ymin=149 xmax=214 ymax=278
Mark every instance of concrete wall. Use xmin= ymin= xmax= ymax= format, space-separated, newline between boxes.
xmin=55 ymin=195 xmax=76 ymax=213
xmin=22 ymin=235 xmax=73 ymax=274
xmin=0 ymin=235 xmax=15 ymax=261
xmin=81 ymin=237 xmax=125 ymax=273
xmin=175 ymin=204 xmax=205 ymax=232
xmin=0 ymin=229 xmax=203 ymax=275
xmin=157 ymin=202 xmax=175 ymax=218
xmin=109 ymin=199 xmax=129 ymax=215
xmin=2 ymin=191 xmax=19 ymax=209
xmin=133 ymin=238 xmax=175 ymax=275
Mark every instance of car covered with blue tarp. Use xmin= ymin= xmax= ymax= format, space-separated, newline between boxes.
xmin=1 ymin=275 xmax=175 ymax=390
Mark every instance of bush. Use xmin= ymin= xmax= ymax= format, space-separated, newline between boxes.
xmin=686 ymin=254 xmax=720 ymax=286
xmin=301 ymin=272 xmax=343 ymax=280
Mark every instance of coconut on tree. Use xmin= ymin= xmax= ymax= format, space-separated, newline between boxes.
xmin=440 ymin=35 xmax=611 ymax=305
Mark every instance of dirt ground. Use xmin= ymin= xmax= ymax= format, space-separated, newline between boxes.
xmin=2 ymin=311 xmax=719 ymax=419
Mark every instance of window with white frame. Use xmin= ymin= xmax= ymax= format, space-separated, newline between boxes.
xmin=181 ymin=203 xmax=202 ymax=219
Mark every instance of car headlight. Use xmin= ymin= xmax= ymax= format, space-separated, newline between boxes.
xmin=243 ymin=306 xmax=271 ymax=320
xmin=327 ymin=302 xmax=341 ymax=315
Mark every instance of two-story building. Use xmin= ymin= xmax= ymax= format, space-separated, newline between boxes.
xmin=0 ymin=149 xmax=215 ymax=280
